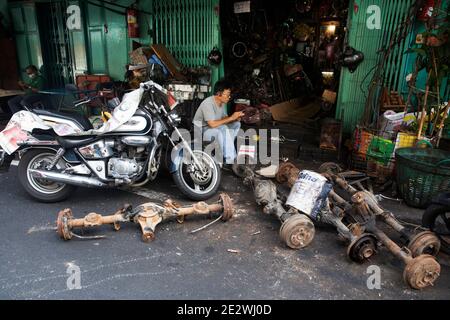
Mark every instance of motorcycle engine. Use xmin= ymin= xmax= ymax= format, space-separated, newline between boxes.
xmin=108 ymin=158 xmax=141 ymax=179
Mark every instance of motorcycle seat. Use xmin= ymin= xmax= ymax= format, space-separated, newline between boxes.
xmin=33 ymin=109 xmax=93 ymax=131
xmin=56 ymin=136 xmax=98 ymax=149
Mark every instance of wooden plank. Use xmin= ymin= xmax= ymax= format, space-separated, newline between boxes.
xmin=151 ymin=43 xmax=186 ymax=81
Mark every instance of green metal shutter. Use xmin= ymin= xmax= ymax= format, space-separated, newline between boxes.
xmin=336 ymin=0 xmax=415 ymax=133
xmin=152 ymin=0 xmax=224 ymax=87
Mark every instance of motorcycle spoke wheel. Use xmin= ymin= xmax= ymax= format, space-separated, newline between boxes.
xmin=26 ymin=153 xmax=66 ymax=195
xmin=180 ymin=152 xmax=218 ymax=196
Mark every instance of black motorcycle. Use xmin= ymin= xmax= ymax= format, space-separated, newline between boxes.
xmin=0 ymin=81 xmax=221 ymax=202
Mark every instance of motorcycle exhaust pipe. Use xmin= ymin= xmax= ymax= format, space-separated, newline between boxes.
xmin=29 ymin=169 xmax=108 ymax=188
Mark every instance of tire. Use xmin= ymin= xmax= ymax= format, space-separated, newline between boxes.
xmin=18 ymin=149 xmax=76 ymax=202
xmin=422 ymin=204 xmax=450 ymax=255
xmin=172 ymin=150 xmax=221 ymax=201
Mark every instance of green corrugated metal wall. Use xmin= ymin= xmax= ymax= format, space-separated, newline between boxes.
xmin=81 ymin=0 xmax=225 ymax=85
xmin=336 ymin=0 xmax=415 ymax=133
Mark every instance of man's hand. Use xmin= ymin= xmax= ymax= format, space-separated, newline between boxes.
xmin=207 ymin=111 xmax=245 ymax=128
xmin=18 ymin=81 xmax=25 ymax=89
xmin=231 ymin=111 xmax=245 ymax=121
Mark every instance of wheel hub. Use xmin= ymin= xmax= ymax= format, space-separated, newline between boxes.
xmin=56 ymin=208 xmax=73 ymax=240
xmin=279 ymin=214 xmax=315 ymax=249
xmin=408 ymin=231 xmax=441 ymax=257
xmin=219 ymin=193 xmax=235 ymax=221
xmin=403 ymin=254 xmax=441 ymax=289
xmin=190 ymin=161 xmax=212 ymax=185
xmin=347 ymin=234 xmax=378 ymax=262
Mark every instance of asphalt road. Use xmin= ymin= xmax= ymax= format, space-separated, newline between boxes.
xmin=0 ymin=165 xmax=449 ymax=300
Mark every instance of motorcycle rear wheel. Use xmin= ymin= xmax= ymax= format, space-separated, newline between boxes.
xmin=18 ymin=149 xmax=76 ymax=203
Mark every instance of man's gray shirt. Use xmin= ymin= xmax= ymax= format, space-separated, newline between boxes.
xmin=193 ymin=96 xmax=226 ymax=128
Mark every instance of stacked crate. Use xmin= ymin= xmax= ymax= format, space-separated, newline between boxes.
xmin=350 ymin=127 xmax=374 ymax=172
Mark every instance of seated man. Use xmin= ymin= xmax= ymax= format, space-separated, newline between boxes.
xmin=192 ymin=79 xmax=244 ymax=165
xmin=7 ymin=65 xmax=46 ymax=114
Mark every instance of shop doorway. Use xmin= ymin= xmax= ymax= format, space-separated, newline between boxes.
xmin=36 ymin=1 xmax=75 ymax=88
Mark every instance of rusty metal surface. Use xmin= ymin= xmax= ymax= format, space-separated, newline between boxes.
xmin=346 ymin=234 xmax=377 ymax=263
xmin=55 ymin=194 xmax=234 ymax=242
xmin=318 ymin=162 xmax=343 ymax=174
xmin=238 ymin=164 xmax=316 ymax=250
xmin=56 ymin=208 xmax=73 ymax=241
xmin=279 ymin=214 xmax=315 ymax=249
xmin=219 ymin=193 xmax=234 ymax=222
xmin=306 ymin=162 xmax=442 ymax=289
xmin=133 ymin=205 xmax=163 ymax=242
xmin=403 ymin=254 xmax=441 ymax=290
xmin=408 ymin=231 xmax=441 ymax=258
xmin=275 ymin=162 xmax=300 ymax=188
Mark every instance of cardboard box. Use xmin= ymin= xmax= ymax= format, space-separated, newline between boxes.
xmin=129 ymin=47 xmax=151 ymax=65
xmin=270 ymin=98 xmax=321 ymax=124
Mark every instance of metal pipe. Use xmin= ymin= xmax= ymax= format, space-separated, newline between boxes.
xmin=369 ymin=225 xmax=411 ymax=263
xmin=29 ymin=169 xmax=108 ymax=188
xmin=240 ymin=164 xmax=315 ymax=249
xmin=176 ymin=203 xmax=224 ymax=216
xmin=56 ymin=193 xmax=234 ymax=242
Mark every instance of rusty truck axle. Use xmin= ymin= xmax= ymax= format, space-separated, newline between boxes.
xmin=276 ymin=161 xmax=377 ymax=262
xmin=56 ymin=193 xmax=234 ymax=242
xmin=238 ymin=165 xmax=315 ymax=249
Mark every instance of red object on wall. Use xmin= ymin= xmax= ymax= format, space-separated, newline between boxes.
xmin=127 ymin=8 xmax=139 ymax=38
xmin=418 ymin=0 xmax=435 ymax=21
xmin=75 ymin=74 xmax=111 ymax=100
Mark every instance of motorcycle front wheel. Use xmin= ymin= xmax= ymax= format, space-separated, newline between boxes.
xmin=172 ymin=150 xmax=221 ymax=201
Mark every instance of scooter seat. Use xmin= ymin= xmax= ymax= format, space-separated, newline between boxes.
xmin=33 ymin=109 xmax=93 ymax=131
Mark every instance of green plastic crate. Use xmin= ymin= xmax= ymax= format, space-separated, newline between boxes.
xmin=367 ymin=136 xmax=395 ymax=165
